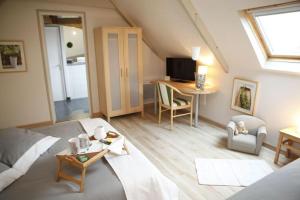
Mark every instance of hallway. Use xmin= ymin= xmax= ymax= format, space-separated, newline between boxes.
xmin=54 ymin=97 xmax=89 ymax=121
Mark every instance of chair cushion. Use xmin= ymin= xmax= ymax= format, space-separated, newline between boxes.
xmin=231 ymin=115 xmax=265 ymax=136
xmin=231 ymin=134 xmax=256 ymax=154
xmin=172 ymin=98 xmax=190 ymax=107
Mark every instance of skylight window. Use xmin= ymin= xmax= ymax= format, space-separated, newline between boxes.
xmin=246 ymin=3 xmax=300 ymax=60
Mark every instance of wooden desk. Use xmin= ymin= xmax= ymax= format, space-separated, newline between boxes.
xmin=274 ymin=127 xmax=300 ymax=164
xmin=151 ymin=80 xmax=217 ymax=127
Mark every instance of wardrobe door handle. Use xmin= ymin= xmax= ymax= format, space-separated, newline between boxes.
xmin=126 ymin=68 xmax=128 ymax=77
xmin=120 ymin=68 xmax=123 ymax=78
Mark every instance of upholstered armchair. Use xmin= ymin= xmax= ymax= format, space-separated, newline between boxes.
xmin=227 ymin=115 xmax=267 ymax=155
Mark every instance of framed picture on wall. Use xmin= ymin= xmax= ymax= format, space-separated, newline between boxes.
xmin=0 ymin=41 xmax=26 ymax=72
xmin=231 ymin=78 xmax=258 ymax=115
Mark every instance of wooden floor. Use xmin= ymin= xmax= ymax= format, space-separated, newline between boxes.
xmin=109 ymin=105 xmax=285 ymax=200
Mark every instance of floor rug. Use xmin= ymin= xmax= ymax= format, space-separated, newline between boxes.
xmin=195 ymin=158 xmax=273 ymax=186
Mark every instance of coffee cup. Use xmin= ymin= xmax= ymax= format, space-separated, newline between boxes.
xmin=94 ymin=126 xmax=106 ymax=140
xmin=68 ymin=137 xmax=79 ymax=155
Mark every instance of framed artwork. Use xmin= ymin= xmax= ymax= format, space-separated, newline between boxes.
xmin=0 ymin=41 xmax=26 ymax=72
xmin=231 ymin=78 xmax=258 ymax=115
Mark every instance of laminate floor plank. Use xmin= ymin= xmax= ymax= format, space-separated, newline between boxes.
xmin=109 ymin=105 xmax=285 ymax=200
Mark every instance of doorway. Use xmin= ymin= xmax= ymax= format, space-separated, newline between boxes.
xmin=38 ymin=11 xmax=91 ymax=122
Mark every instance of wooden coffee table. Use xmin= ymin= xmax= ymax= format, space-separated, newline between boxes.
xmin=56 ymin=133 xmax=129 ymax=192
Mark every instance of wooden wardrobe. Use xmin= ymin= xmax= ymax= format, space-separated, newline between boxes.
xmin=94 ymin=27 xmax=144 ymax=122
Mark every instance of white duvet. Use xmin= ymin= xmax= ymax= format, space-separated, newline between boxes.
xmin=79 ymin=118 xmax=179 ymax=200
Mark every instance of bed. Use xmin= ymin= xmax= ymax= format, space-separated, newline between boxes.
xmin=228 ymin=158 xmax=300 ymax=200
xmin=0 ymin=121 xmax=127 ymax=200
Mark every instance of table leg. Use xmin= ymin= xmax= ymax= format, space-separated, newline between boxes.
xmin=194 ymin=94 xmax=200 ymax=128
xmin=154 ymin=85 xmax=157 ymax=114
xmin=285 ymin=140 xmax=293 ymax=158
xmin=274 ymin=133 xmax=283 ymax=164
xmin=80 ymin=168 xmax=86 ymax=192
xmin=56 ymin=159 xmax=62 ymax=182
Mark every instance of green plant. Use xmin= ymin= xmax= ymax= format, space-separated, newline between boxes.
xmin=0 ymin=45 xmax=20 ymax=56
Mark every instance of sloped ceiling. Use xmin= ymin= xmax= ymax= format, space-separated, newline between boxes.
xmin=20 ymin=0 xmax=223 ymax=67
xmin=112 ymin=0 xmax=218 ymax=64
xmin=190 ymin=0 xmax=294 ymax=71
xmin=15 ymin=0 xmax=115 ymax=9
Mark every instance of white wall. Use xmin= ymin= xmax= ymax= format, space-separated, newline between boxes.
xmin=143 ymin=43 xmax=165 ymax=82
xmin=63 ymin=26 xmax=84 ymax=58
xmin=0 ymin=0 xmax=164 ymax=128
xmin=192 ymin=0 xmax=300 ymax=146
xmin=113 ymin=0 xmax=216 ymax=64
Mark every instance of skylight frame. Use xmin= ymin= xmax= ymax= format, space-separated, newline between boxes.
xmin=245 ymin=2 xmax=300 ymax=61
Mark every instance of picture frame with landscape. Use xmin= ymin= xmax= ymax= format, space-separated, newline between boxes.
xmin=231 ymin=78 xmax=258 ymax=115
xmin=0 ymin=40 xmax=26 ymax=72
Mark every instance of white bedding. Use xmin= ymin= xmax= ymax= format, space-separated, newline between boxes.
xmin=0 ymin=136 xmax=60 ymax=191
xmin=79 ymin=118 xmax=179 ymax=200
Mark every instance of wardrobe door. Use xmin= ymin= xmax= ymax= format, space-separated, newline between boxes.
xmin=105 ymin=29 xmax=126 ymax=116
xmin=124 ymin=28 xmax=143 ymax=112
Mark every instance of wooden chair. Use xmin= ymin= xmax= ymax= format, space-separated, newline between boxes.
xmin=157 ymin=81 xmax=194 ymax=129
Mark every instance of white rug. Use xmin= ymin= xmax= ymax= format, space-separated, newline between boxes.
xmin=195 ymin=158 xmax=273 ymax=187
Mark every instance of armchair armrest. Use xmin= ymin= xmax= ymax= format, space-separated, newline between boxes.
xmin=174 ymin=89 xmax=194 ymax=98
xmin=258 ymin=126 xmax=267 ymax=135
xmin=255 ymin=126 xmax=267 ymax=155
xmin=173 ymin=90 xmax=194 ymax=105
xmin=227 ymin=121 xmax=236 ymax=136
xmin=227 ymin=121 xmax=236 ymax=148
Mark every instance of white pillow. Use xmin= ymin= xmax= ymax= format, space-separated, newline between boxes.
xmin=0 ymin=136 xmax=60 ymax=191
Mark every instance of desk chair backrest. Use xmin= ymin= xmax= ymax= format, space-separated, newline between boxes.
xmin=157 ymin=82 xmax=173 ymax=107
xmin=156 ymin=81 xmax=194 ymax=129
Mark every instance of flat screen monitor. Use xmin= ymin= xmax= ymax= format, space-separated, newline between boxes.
xmin=166 ymin=57 xmax=196 ymax=82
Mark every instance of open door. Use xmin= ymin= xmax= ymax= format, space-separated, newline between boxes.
xmin=39 ymin=12 xmax=91 ymax=122
xmin=44 ymin=26 xmax=66 ymax=101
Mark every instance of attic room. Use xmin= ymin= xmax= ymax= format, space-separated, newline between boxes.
xmin=0 ymin=0 xmax=300 ymax=199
